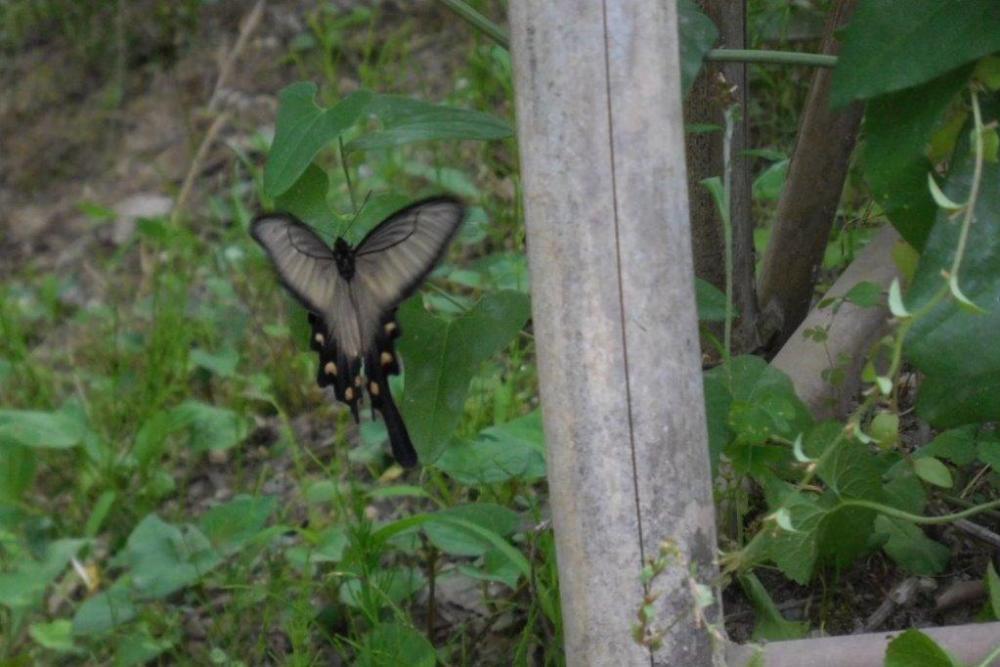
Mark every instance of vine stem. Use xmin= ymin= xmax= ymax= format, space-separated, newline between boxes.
xmin=436 ymin=0 xmax=838 ymax=69
xmin=948 ymin=87 xmax=985 ymax=283
xmin=840 ymin=498 xmax=1000 ymax=525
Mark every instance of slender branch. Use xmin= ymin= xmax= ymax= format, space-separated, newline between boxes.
xmin=839 ymin=498 xmax=1000 ymax=525
xmin=705 ymin=49 xmax=837 ymax=68
xmin=435 ymin=0 xmax=838 ymax=68
xmin=949 ymin=87 xmax=985 ymax=283
xmin=436 ymin=0 xmax=510 ymax=47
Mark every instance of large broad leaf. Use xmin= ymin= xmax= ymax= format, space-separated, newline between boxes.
xmin=72 ymin=583 xmax=136 ymax=636
xmin=694 ymin=277 xmax=731 ymax=322
xmin=739 ymin=573 xmax=809 ymax=641
xmin=398 ymin=291 xmax=530 ymax=462
xmin=263 ymin=83 xmax=373 ymax=198
xmin=832 ymin=0 xmax=1000 ymax=107
xmin=0 ymin=409 xmax=86 ymax=449
xmin=355 ymin=623 xmax=435 ymax=667
xmin=678 ymin=0 xmax=718 ymax=97
xmin=122 ymin=514 xmax=221 ymax=600
xmin=198 ymin=495 xmax=276 ymax=556
xmin=862 ymin=71 xmax=971 ymax=249
xmin=703 ymin=356 xmax=813 ymax=477
xmin=884 ymin=629 xmax=959 ymax=667
xmin=345 ymin=94 xmax=511 ymax=151
xmin=435 ymin=409 xmax=546 ymax=484
xmin=0 ymin=444 xmax=35 ymax=502
xmin=169 ymin=401 xmax=250 ymax=452
xmin=0 ymin=538 xmax=85 ymax=611
xmin=905 ymin=104 xmax=1000 ymax=427
xmin=273 ymin=162 xmax=334 ymax=229
xmin=875 ymin=516 xmax=950 ymax=575
xmin=423 ymin=503 xmax=519 ymax=557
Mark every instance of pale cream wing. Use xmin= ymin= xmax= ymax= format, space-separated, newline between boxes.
xmin=352 ymin=197 xmax=465 ymax=316
xmin=250 ymin=213 xmax=340 ymax=317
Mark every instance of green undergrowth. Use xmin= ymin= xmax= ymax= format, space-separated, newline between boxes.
xmin=5 ymin=1 xmax=1000 ymax=665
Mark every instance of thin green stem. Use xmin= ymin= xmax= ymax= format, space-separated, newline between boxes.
xmin=705 ymin=49 xmax=837 ymax=68
xmin=976 ymin=641 xmax=1000 ymax=667
xmin=841 ymin=498 xmax=1000 ymax=525
xmin=435 ymin=0 xmax=838 ymax=69
xmin=436 ymin=0 xmax=510 ymax=48
xmin=722 ymin=105 xmax=736 ymax=363
xmin=949 ymin=87 xmax=985 ymax=281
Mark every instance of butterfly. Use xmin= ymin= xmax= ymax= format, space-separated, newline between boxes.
xmin=250 ymin=196 xmax=465 ymax=467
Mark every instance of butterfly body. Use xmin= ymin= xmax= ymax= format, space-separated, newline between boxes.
xmin=251 ymin=197 xmax=465 ymax=468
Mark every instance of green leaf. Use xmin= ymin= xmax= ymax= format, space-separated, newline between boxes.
xmin=472 ymin=252 xmax=531 ymax=293
xmin=817 ymin=500 xmax=876 ymax=569
xmin=339 ymin=568 xmax=426 ymax=609
xmin=263 ymin=83 xmax=373 ymax=197
xmin=919 ymin=426 xmax=979 ymax=465
xmin=816 ymin=440 xmax=883 ymax=499
xmin=928 ymin=172 xmax=965 ymax=211
xmin=113 ymin=628 xmax=174 ymax=667
xmin=398 ymin=291 xmax=531 ymax=462
xmin=987 ymin=562 xmax=1000 ymax=619
xmin=189 ymin=347 xmax=240 ymax=378
xmin=694 ymin=277 xmax=731 ymax=322
xmin=0 ymin=538 xmax=85 ymax=611
xmin=435 ymin=409 xmax=546 ymax=484
xmin=403 ymin=161 xmax=481 ymax=200
xmin=704 ymin=356 xmax=812 ymax=477
xmin=424 ymin=503 xmax=519 ymax=557
xmin=169 ymin=401 xmax=250 ymax=452
xmin=29 ymin=619 xmax=79 ymax=653
xmin=355 ymin=623 xmax=435 ymax=667
xmin=861 ymin=71 xmax=971 ymax=249
xmin=843 ymin=281 xmax=883 ymax=308
xmin=122 ymin=514 xmax=221 ymax=600
xmin=272 ymin=162 xmax=333 ymax=228
xmin=346 ymin=94 xmax=511 ymax=151
xmin=198 ymin=495 xmax=275 ymax=555
xmin=758 ymin=478 xmax=827 ymax=584
xmin=0 ymin=409 xmax=85 ymax=449
xmin=457 ymin=547 xmax=522 ymax=589
xmin=884 ymin=628 xmax=959 ymax=667
xmin=84 ymin=490 xmax=117 ymax=537
xmin=72 ymin=584 xmax=136 ymax=636
xmin=739 ymin=573 xmax=809 ymax=641
xmin=913 ymin=457 xmax=953 ymax=488
xmin=978 ymin=434 xmax=1000 ymax=470
xmin=888 ymin=279 xmax=912 ymax=318
xmin=905 ymin=117 xmax=1000 ymax=426
xmin=0 ymin=444 xmax=36 ymax=502
xmin=875 ymin=516 xmax=950 ymax=575
xmin=831 ymin=0 xmax=1000 ymax=106
xmin=677 ymin=0 xmax=718 ymax=96
xmin=751 ymin=158 xmax=788 ymax=202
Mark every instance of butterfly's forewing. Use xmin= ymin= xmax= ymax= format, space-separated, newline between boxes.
xmin=250 ymin=214 xmax=340 ymax=317
xmin=251 ymin=214 xmax=365 ymax=358
xmin=349 ymin=197 xmax=465 ymax=350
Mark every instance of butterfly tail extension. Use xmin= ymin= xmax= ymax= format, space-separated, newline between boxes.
xmin=365 ymin=348 xmax=417 ymax=468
